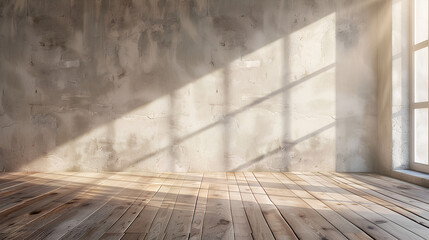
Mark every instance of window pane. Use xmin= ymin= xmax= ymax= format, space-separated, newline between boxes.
xmin=414 ymin=47 xmax=428 ymax=102
xmin=414 ymin=108 xmax=428 ymax=165
xmin=414 ymin=0 xmax=428 ymax=44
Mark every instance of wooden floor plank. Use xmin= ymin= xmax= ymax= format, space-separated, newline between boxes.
xmin=321 ymin=172 xmax=429 ymax=227
xmin=256 ymin=172 xmax=372 ymax=240
xmin=0 ymin=172 xmax=73 ymax=211
xmin=314 ymin=173 xmax=429 ymax=239
xmin=23 ymin=173 xmax=143 ymax=240
xmin=189 ymin=173 xmax=209 ymax=240
xmin=121 ymin=233 xmax=144 ymax=240
xmin=226 ymin=172 xmax=252 ymax=239
xmin=0 ymin=172 xmax=106 ymax=234
xmin=106 ymin=173 xmax=166 ymax=235
xmin=295 ymin=173 xmax=424 ymax=240
xmin=142 ymin=175 xmax=185 ymax=240
xmin=202 ymin=172 xmax=234 ymax=240
xmin=244 ymin=172 xmax=297 ymax=240
xmin=262 ymin=172 xmax=347 ymax=240
xmin=0 ymin=173 xmax=38 ymax=186
xmin=0 ymin=173 xmax=21 ymax=182
xmin=0 ymin=172 xmax=47 ymax=191
xmin=162 ymin=173 xmax=202 ymax=240
xmin=283 ymin=172 xmax=398 ymax=240
xmin=125 ymin=173 xmax=182 ymax=236
xmin=60 ymin=173 xmax=158 ymax=240
xmin=335 ymin=173 xmax=429 ymax=216
xmin=0 ymin=172 xmax=427 ymax=240
xmin=353 ymin=173 xmax=429 ymax=204
xmin=99 ymin=232 xmax=125 ymax=240
xmin=234 ymin=172 xmax=275 ymax=240
xmin=5 ymin=173 xmax=124 ymax=239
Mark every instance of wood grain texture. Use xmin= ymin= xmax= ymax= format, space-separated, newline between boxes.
xmin=285 ymin=173 xmax=396 ymax=240
xmin=0 ymin=172 xmax=427 ymax=240
xmin=0 ymin=173 xmax=106 ymax=234
xmin=302 ymin=173 xmax=425 ymax=240
xmin=163 ymin=173 xmax=202 ymax=240
xmin=235 ymin=172 xmax=275 ymax=240
xmin=202 ymin=172 xmax=234 ymax=240
xmin=226 ymin=172 xmax=252 ymax=239
xmin=189 ymin=173 xmax=209 ymax=240
xmin=259 ymin=172 xmax=371 ymax=240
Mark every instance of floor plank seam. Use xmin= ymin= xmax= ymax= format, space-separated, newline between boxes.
xmin=249 ymin=172 xmax=296 ymax=240
xmin=321 ymin=172 xmax=429 ymax=228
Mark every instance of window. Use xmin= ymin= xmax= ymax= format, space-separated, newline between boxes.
xmin=411 ymin=0 xmax=429 ymax=172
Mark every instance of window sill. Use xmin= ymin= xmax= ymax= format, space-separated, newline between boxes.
xmin=392 ymin=169 xmax=429 ymax=188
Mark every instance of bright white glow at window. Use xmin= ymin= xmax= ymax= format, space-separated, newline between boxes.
xmin=414 ymin=47 xmax=428 ymax=102
xmin=414 ymin=108 xmax=428 ymax=164
xmin=414 ymin=0 xmax=428 ymax=44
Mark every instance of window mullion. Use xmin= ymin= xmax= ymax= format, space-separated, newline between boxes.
xmin=413 ymin=40 xmax=429 ymax=50
xmin=425 ymin=0 xmax=429 ymax=164
xmin=410 ymin=0 xmax=415 ymax=168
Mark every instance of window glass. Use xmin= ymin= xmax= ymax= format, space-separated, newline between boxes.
xmin=414 ymin=0 xmax=428 ymax=44
xmin=414 ymin=47 xmax=428 ymax=102
xmin=415 ymin=108 xmax=428 ymax=165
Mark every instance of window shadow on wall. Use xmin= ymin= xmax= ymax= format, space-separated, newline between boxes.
xmin=0 ymin=0 xmax=378 ymax=172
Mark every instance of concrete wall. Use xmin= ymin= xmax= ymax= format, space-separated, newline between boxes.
xmin=377 ymin=0 xmax=393 ymax=175
xmin=0 ymin=0 xmax=379 ymax=172
xmin=391 ymin=0 xmax=410 ymax=171
xmin=377 ymin=0 xmax=410 ymax=175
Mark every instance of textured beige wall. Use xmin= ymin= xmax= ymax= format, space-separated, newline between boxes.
xmin=377 ymin=0 xmax=411 ymax=175
xmin=377 ymin=0 xmax=393 ymax=175
xmin=391 ymin=0 xmax=410 ymax=171
xmin=0 ymin=0 xmax=379 ymax=172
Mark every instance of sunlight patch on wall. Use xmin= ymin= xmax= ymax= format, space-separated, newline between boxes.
xmin=164 ymin=38 xmax=286 ymax=171
xmin=26 ymin=14 xmax=338 ymax=172
xmin=392 ymin=0 xmax=410 ymax=170
xmin=287 ymin=13 xmax=336 ymax=171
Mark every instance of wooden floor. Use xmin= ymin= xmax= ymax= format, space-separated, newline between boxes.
xmin=0 ymin=172 xmax=428 ymax=240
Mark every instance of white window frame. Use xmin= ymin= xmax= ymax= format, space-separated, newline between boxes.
xmin=410 ymin=0 xmax=429 ymax=173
